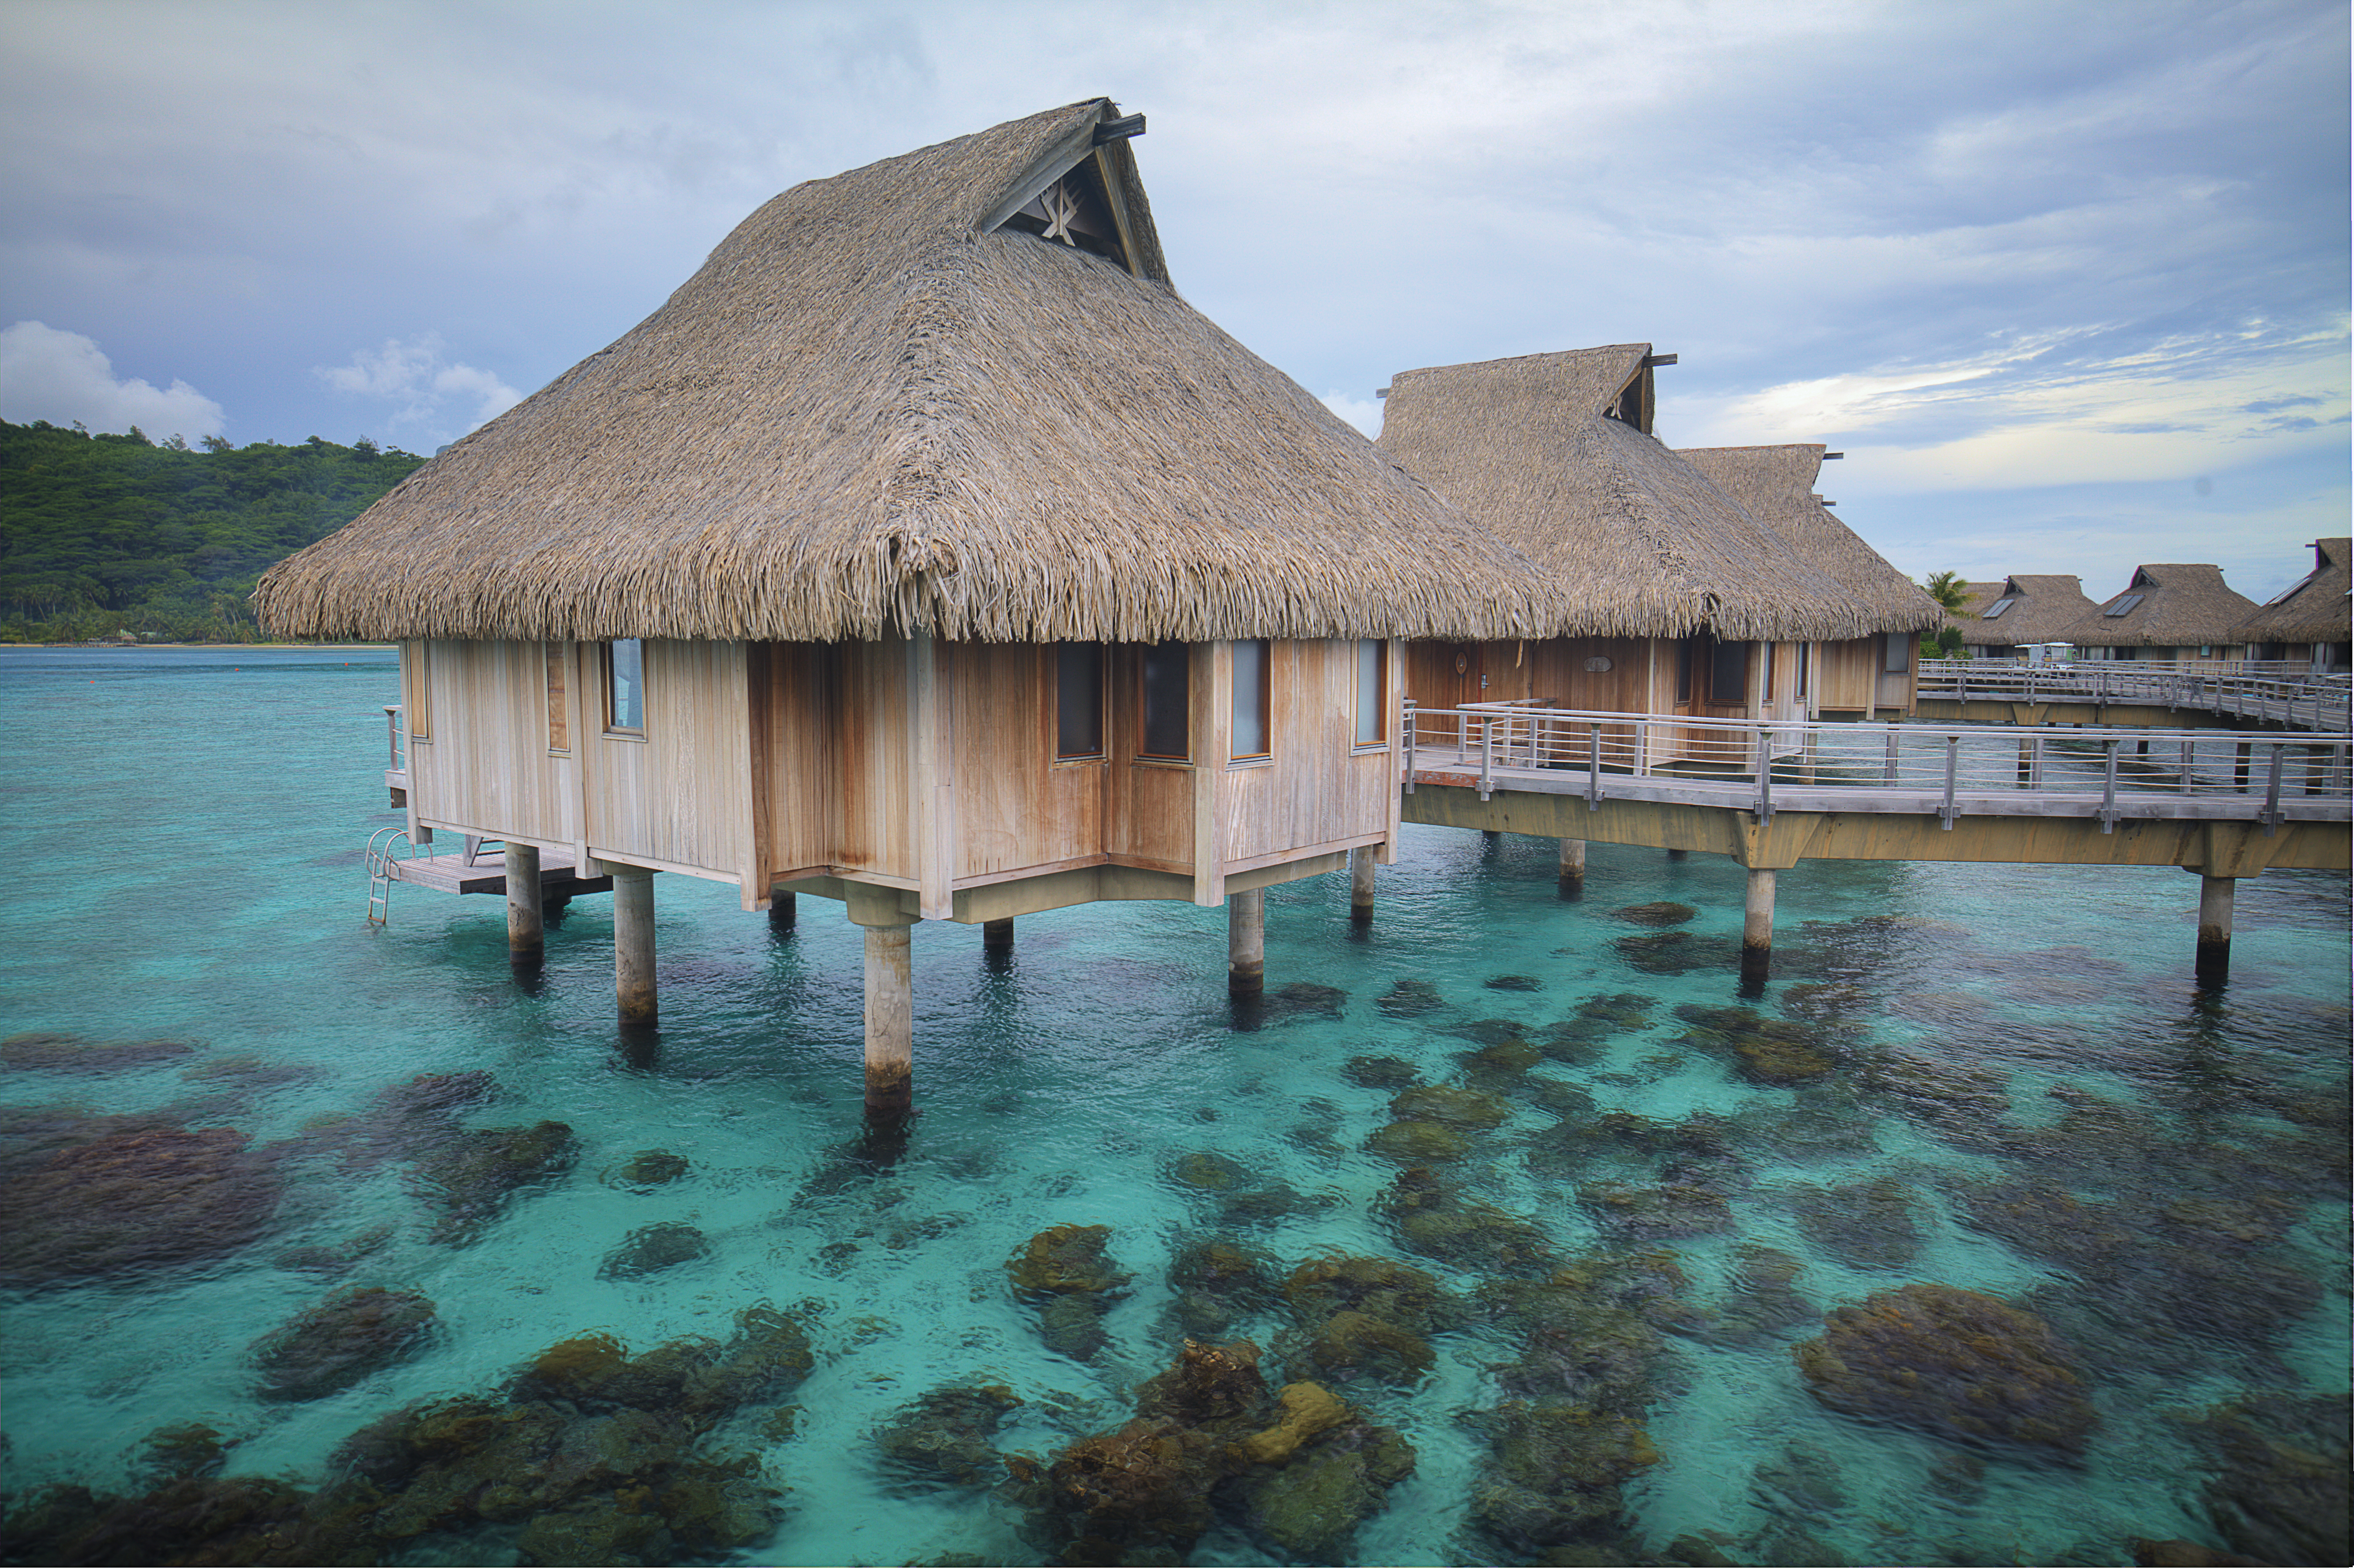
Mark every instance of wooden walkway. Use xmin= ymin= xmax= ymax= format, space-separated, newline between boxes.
xmin=1916 ymin=661 xmax=2350 ymax=732
xmin=384 ymin=847 xmax=613 ymax=898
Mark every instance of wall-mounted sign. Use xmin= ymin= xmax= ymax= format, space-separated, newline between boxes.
xmin=1583 ymin=656 xmax=1614 ymax=673
xmin=1454 ymin=653 xmax=1469 ymax=675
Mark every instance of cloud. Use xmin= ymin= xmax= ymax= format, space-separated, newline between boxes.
xmin=1319 ymin=389 xmax=1384 ymax=439
xmin=0 ymin=320 xmax=226 ymax=438
xmin=319 ymin=333 xmax=521 ymax=442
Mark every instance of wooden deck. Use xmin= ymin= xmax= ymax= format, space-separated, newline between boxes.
xmin=386 ymin=848 xmax=613 ymax=898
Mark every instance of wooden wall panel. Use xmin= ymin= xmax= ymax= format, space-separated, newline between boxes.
xmin=1817 ymin=638 xmax=1876 ymax=712
xmin=1218 ymin=640 xmax=1390 ymax=867
xmin=753 ymin=642 xmax=837 ymax=879
xmin=831 ymin=638 xmax=915 ymax=880
xmin=582 ymin=639 xmax=753 ymax=880
xmin=948 ymin=642 xmax=1105 ymax=880
xmin=1106 ymin=644 xmax=1194 ymax=870
xmin=412 ymin=639 xmax=575 ymax=846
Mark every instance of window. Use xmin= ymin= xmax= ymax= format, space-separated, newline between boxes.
xmin=1230 ymin=639 xmax=1270 ymax=760
xmin=545 ymin=643 xmax=570 ymax=752
xmin=1797 ymin=642 xmax=1811 ymax=699
xmin=1883 ymin=633 xmax=1910 ymax=673
xmin=1354 ymin=639 xmax=1386 ymax=746
xmin=1139 ymin=643 xmax=1190 ymax=760
xmin=1711 ymin=639 xmax=1749 ymax=703
xmin=1981 ymin=598 xmax=2014 ymax=619
xmin=1762 ymin=641 xmax=1778 ymax=702
xmin=605 ymin=639 xmax=645 ymax=733
xmin=1057 ymin=643 xmax=1106 ymax=759
xmin=2103 ymin=594 xmax=2145 ymax=617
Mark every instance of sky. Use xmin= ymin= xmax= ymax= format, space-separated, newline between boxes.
xmin=2 ymin=0 xmax=2346 ymax=601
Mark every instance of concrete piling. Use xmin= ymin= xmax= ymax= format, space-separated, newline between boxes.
xmin=983 ymin=917 xmax=1014 ymax=953
xmin=612 ymin=867 xmax=657 ymax=1026
xmin=1557 ymin=837 xmax=1586 ymax=900
xmin=862 ymin=920 xmax=915 ymax=1122
xmin=1740 ymin=867 xmax=1776 ymax=989
xmin=1228 ymin=889 xmax=1265 ymax=996
xmin=504 ymin=843 xmax=543 ymax=962
xmin=1665 ymin=848 xmax=1689 ymax=862
xmin=768 ymin=892 xmax=796 ymax=931
xmin=1348 ymin=846 xmax=1376 ymax=923
xmin=2195 ymin=875 xmax=2235 ymax=986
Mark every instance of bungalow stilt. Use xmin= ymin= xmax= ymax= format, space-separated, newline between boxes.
xmin=983 ymin=918 xmax=1014 ymax=953
xmin=2196 ymin=875 xmax=2235 ymax=986
xmin=1557 ymin=837 xmax=1585 ymax=899
xmin=1349 ymin=846 xmax=1376 ymax=922
xmin=1229 ymin=890 xmax=1265 ymax=996
xmin=505 ymin=844 xmax=542 ymax=961
xmin=613 ymin=867 xmax=657 ymax=1026
xmin=862 ymin=918 xmax=915 ymax=1122
xmin=1741 ymin=867 xmax=1776 ymax=989
xmin=768 ymin=892 xmax=796 ymax=931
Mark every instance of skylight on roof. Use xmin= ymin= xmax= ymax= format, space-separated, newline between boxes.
xmin=1981 ymin=598 xmax=2014 ymax=619
xmin=2103 ymin=593 xmax=2145 ymax=617
xmin=2262 ymin=578 xmax=2310 ymax=608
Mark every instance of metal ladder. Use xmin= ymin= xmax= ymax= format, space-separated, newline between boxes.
xmin=365 ymin=827 xmax=411 ymax=925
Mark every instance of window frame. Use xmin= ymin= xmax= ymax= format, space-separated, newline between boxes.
xmin=604 ymin=638 xmax=647 ymax=737
xmin=1883 ymin=632 xmax=1911 ymax=673
xmin=1136 ymin=641 xmax=1192 ymax=763
xmin=544 ymin=642 xmax=572 ymax=755
xmin=1054 ymin=641 xmax=1108 ymax=762
xmin=1229 ymin=638 xmax=1272 ymax=763
xmin=1352 ymin=639 xmax=1388 ymax=750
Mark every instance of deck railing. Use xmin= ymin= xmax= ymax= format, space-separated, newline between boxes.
xmin=1917 ymin=660 xmax=2351 ymax=730
xmin=383 ymin=704 xmax=407 ymax=775
xmin=1404 ymin=703 xmax=2353 ymax=831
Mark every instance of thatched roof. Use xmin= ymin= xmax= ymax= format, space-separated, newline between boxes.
xmin=1674 ymin=445 xmax=1944 ymax=633
xmin=1954 ymin=573 xmax=2099 ymax=648
xmin=1378 ymin=347 xmax=1879 ymax=641
xmin=1946 ymin=581 xmax=2005 ymax=637
xmin=257 ymin=100 xmax=1549 ymax=645
xmin=2232 ymin=538 xmax=2351 ymax=645
xmin=2057 ymin=563 xmax=2256 ymax=648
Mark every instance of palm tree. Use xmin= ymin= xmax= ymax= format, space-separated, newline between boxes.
xmin=1920 ymin=569 xmax=1973 ymax=611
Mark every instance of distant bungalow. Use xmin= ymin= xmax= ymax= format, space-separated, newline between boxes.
xmin=2233 ymin=537 xmax=2351 ymax=673
xmin=1375 ymin=345 xmax=1937 ymax=747
xmin=2057 ymin=564 xmax=2255 ymax=664
xmin=257 ymin=100 xmax=1548 ymax=1117
xmin=1946 ymin=574 xmax=2100 ymax=661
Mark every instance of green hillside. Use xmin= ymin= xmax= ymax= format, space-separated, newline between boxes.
xmin=0 ymin=419 xmax=427 ymax=642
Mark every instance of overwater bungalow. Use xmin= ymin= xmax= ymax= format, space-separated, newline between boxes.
xmin=2232 ymin=536 xmax=2351 ymax=673
xmin=2058 ymin=563 xmax=2255 ymax=664
xmin=1374 ymin=346 xmax=1915 ymax=757
xmin=1944 ymin=573 xmax=2100 ymax=661
xmin=255 ymin=99 xmax=1548 ymax=1116
xmin=1675 ymin=443 xmax=1945 ymax=719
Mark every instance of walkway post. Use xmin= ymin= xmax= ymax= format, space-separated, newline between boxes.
xmin=1228 ymin=889 xmax=1265 ymax=996
xmin=2195 ymin=875 xmax=2236 ymax=986
xmin=1741 ymin=868 xmax=1776 ymax=988
xmin=983 ymin=918 xmax=1014 ymax=953
xmin=1348 ymin=846 xmax=1376 ymax=923
xmin=504 ymin=844 xmax=543 ymax=962
xmin=612 ymin=867 xmax=657 ymax=1026
xmin=1558 ymin=838 xmax=1586 ymax=900
xmin=862 ymin=919 xmax=915 ymax=1121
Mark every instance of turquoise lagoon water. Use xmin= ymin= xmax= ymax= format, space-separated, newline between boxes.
xmin=0 ymin=645 xmax=2346 ymax=1566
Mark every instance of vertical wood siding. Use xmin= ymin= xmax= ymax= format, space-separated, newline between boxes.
xmin=582 ymin=639 xmax=753 ymax=881
xmin=1217 ymin=640 xmax=1391 ymax=866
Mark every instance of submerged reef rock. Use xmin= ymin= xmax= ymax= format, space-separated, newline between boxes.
xmin=1007 ymin=1224 xmax=1132 ymax=1362
xmin=874 ymin=1383 xmax=1022 ymax=1489
xmin=602 ymin=1149 xmax=691 ymax=1188
xmin=2184 ymin=1393 xmax=2351 ymax=1568
xmin=1857 ymin=1049 xmax=2012 ymax=1145
xmin=1696 ymin=1246 xmax=1815 ymax=1349
xmin=1012 ymin=1340 xmax=1413 ymax=1566
xmin=1794 ymin=1283 xmax=2097 ymax=1456
xmin=1169 ymin=1150 xmax=1250 ymax=1191
xmin=1342 ymin=1054 xmax=1420 ymax=1090
xmin=1615 ymin=929 xmax=1738 ymax=975
xmin=1364 ymin=1118 xmax=1469 ymax=1163
xmin=0 ymin=1123 xmax=284 ymax=1286
xmin=1485 ymin=973 xmax=1543 ymax=991
xmin=1788 ymin=1177 xmax=1922 ymax=1270
xmin=599 ymin=1221 xmax=711 ymax=1280
xmin=1467 ymin=1400 xmax=1660 ymax=1554
xmin=1163 ymin=1238 xmax=1279 ymax=1340
xmin=1257 ymin=981 xmax=1347 ymax=1023
xmin=1 ymin=1030 xmax=199 ymax=1072
xmin=1612 ymin=901 xmax=1697 ymax=927
xmin=1477 ymin=1252 xmax=1683 ymax=1414
xmin=252 ymin=1286 xmax=437 ymax=1402
xmin=1375 ymin=978 xmax=1444 ymax=1017
xmin=414 ymin=1119 xmax=578 ymax=1245
xmin=1281 ymin=1253 xmax=1451 ymax=1390
xmin=1 ymin=1306 xmax=799 ymax=1566
xmin=1576 ymin=1179 xmax=1735 ymax=1241
xmin=1378 ymin=1166 xmax=1558 ymax=1276
xmin=1671 ymin=1004 xmax=1848 ymax=1087
xmin=1388 ymin=1083 xmax=1510 ymax=1128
